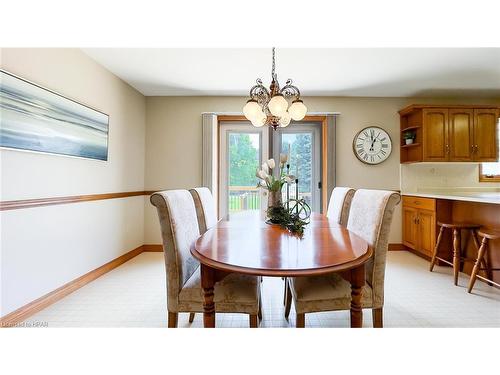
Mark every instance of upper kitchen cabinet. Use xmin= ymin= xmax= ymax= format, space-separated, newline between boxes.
xmin=399 ymin=105 xmax=499 ymax=163
xmin=473 ymin=108 xmax=498 ymax=162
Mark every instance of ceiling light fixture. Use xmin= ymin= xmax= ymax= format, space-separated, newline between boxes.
xmin=243 ymin=48 xmax=307 ymax=130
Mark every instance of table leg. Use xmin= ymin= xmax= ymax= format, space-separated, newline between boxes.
xmin=200 ymin=264 xmax=216 ymax=328
xmin=350 ymin=264 xmax=365 ymax=328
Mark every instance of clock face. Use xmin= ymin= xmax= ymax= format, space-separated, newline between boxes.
xmin=353 ymin=126 xmax=392 ymax=165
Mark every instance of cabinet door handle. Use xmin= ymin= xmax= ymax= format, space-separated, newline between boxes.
xmin=445 ymin=144 xmax=450 ymax=154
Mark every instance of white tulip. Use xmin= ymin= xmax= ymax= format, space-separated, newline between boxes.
xmin=267 ymin=158 xmax=276 ymax=169
xmin=285 ymin=175 xmax=296 ymax=184
xmin=280 ymin=153 xmax=288 ymax=164
xmin=257 ymin=170 xmax=268 ymax=180
xmin=261 ymin=162 xmax=269 ymax=173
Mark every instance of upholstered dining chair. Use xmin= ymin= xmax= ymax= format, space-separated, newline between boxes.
xmin=150 ymin=189 xmax=261 ymax=328
xmin=283 ymin=186 xmax=356 ymax=314
xmin=189 ymin=187 xmax=263 ymax=323
xmin=326 ymin=187 xmax=356 ymax=225
xmin=189 ymin=187 xmax=218 ymax=233
xmin=284 ymin=189 xmax=401 ymax=328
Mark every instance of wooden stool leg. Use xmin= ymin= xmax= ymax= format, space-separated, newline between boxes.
xmin=473 ymin=230 xmax=493 ymax=286
xmin=249 ymin=314 xmax=258 ymax=328
xmin=296 ymin=313 xmax=305 ymax=328
xmin=168 ymin=312 xmax=178 ymax=328
xmin=468 ymin=237 xmax=488 ymax=293
xmin=452 ymin=229 xmax=461 ymax=286
xmin=372 ymin=308 xmax=383 ymax=328
xmin=430 ymin=226 xmax=445 ymax=272
xmin=188 ymin=312 xmax=195 ymax=323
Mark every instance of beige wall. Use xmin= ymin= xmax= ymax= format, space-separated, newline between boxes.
xmin=0 ymin=49 xmax=146 ymax=316
xmin=144 ymin=96 xmax=500 ymax=244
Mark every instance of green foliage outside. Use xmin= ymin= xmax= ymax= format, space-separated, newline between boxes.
xmin=284 ymin=134 xmax=312 ymax=194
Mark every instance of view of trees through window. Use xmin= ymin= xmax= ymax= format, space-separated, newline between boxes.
xmin=228 ymin=133 xmax=260 ymax=211
xmin=282 ymin=133 xmax=312 ymax=207
xmin=228 ymin=132 xmax=313 ymax=212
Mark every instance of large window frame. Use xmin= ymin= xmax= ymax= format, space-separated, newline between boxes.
xmin=207 ymin=113 xmax=339 ymax=213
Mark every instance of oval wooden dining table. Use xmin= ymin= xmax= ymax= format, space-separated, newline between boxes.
xmin=190 ymin=210 xmax=372 ymax=328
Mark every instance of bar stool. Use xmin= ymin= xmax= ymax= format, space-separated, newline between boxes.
xmin=468 ymin=228 xmax=500 ymax=293
xmin=429 ymin=221 xmax=481 ymax=286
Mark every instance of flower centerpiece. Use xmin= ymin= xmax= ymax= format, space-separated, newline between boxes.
xmin=255 ymin=154 xmax=294 ymax=209
xmin=255 ymin=154 xmax=311 ymax=236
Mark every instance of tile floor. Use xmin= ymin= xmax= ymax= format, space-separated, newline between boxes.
xmin=22 ymin=251 xmax=500 ymax=328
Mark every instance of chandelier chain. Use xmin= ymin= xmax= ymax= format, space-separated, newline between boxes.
xmin=272 ymin=47 xmax=276 ymax=80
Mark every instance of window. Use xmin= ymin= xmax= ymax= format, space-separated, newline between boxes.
xmin=479 ymin=118 xmax=500 ymax=182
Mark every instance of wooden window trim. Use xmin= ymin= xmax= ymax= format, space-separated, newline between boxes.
xmin=216 ymin=115 xmax=331 ymax=214
xmin=479 ymin=164 xmax=500 ymax=182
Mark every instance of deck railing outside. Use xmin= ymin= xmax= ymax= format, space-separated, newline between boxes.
xmin=228 ymin=186 xmax=311 ymax=212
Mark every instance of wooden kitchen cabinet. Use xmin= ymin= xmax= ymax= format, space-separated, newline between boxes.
xmin=402 ymin=196 xmax=452 ymax=258
xmin=448 ymin=108 xmax=474 ymax=161
xmin=399 ymin=105 xmax=499 ymax=163
xmin=402 ymin=196 xmax=436 ymax=256
xmin=473 ymin=108 xmax=498 ymax=162
xmin=402 ymin=205 xmax=418 ymax=249
xmin=422 ymin=108 xmax=449 ymax=161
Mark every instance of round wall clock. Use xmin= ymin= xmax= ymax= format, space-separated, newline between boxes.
xmin=352 ymin=126 xmax=392 ymax=165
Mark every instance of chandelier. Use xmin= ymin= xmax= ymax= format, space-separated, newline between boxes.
xmin=243 ymin=48 xmax=307 ymax=130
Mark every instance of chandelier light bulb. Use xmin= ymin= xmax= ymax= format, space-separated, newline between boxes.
xmin=251 ymin=110 xmax=266 ymax=127
xmin=243 ymin=99 xmax=261 ymax=120
xmin=268 ymin=94 xmax=288 ymax=117
xmin=279 ymin=111 xmax=291 ymax=127
xmin=288 ymin=99 xmax=307 ymax=121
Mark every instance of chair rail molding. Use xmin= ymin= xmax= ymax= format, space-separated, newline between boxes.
xmin=0 ymin=191 xmax=149 ymax=211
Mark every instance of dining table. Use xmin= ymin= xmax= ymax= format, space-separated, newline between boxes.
xmin=190 ymin=210 xmax=372 ymax=328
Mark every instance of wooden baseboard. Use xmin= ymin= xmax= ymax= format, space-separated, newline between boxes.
xmin=0 ymin=245 xmax=145 ymax=328
xmin=388 ymin=243 xmax=408 ymax=251
xmin=142 ymin=244 xmax=163 ymax=252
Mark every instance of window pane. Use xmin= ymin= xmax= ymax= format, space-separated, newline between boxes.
xmin=228 ymin=133 xmax=260 ymax=212
xmin=281 ymin=133 xmax=313 ymax=208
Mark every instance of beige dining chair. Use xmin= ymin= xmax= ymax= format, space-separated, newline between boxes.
xmin=189 ymin=187 xmax=263 ymax=322
xmin=189 ymin=187 xmax=218 ymax=234
xmin=150 ymin=189 xmax=261 ymax=328
xmin=284 ymin=189 xmax=401 ymax=328
xmin=326 ymin=187 xmax=356 ymax=225
xmin=283 ymin=186 xmax=356 ymax=314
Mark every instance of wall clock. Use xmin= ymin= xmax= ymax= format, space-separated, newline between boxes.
xmin=353 ymin=126 xmax=392 ymax=165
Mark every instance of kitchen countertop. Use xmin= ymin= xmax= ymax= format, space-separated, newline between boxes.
xmin=402 ymin=190 xmax=500 ymax=205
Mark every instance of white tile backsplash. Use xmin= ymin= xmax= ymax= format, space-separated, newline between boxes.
xmin=401 ymin=163 xmax=500 ymax=193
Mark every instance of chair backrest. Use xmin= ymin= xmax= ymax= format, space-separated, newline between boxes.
xmin=150 ymin=190 xmax=200 ymax=311
xmin=346 ymin=189 xmax=401 ymax=308
xmin=326 ymin=187 xmax=356 ymax=225
xmin=189 ymin=187 xmax=218 ymax=234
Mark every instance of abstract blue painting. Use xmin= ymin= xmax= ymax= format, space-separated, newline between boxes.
xmin=0 ymin=70 xmax=109 ymax=161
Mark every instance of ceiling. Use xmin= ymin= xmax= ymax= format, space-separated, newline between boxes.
xmin=82 ymin=48 xmax=500 ymax=97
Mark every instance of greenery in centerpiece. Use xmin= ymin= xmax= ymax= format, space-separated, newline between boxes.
xmin=256 ymin=154 xmax=311 ymax=236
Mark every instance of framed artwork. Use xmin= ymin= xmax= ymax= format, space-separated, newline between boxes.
xmin=0 ymin=70 xmax=109 ymax=161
